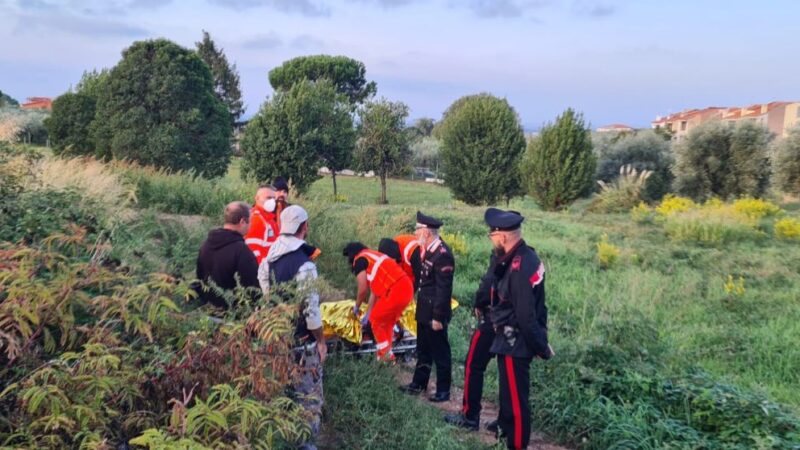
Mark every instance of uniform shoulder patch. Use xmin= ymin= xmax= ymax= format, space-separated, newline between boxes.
xmin=439 ymin=265 xmax=454 ymax=273
xmin=511 ymin=256 xmax=522 ymax=271
xmin=529 ymin=262 xmax=545 ymax=287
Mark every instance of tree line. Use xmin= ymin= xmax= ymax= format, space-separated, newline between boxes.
xmin=41 ymin=33 xmax=800 ymax=208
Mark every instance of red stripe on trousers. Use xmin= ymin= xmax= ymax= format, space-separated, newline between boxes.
xmin=462 ymin=329 xmax=481 ymax=414
xmin=505 ymin=355 xmax=523 ymax=449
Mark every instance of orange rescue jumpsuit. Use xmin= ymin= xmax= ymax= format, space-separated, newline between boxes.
xmin=353 ymin=249 xmax=414 ymax=359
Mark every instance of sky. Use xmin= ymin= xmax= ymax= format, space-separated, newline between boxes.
xmin=1 ymin=0 xmax=798 ymax=129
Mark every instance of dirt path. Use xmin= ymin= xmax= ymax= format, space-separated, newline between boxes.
xmin=394 ymin=368 xmax=568 ymax=450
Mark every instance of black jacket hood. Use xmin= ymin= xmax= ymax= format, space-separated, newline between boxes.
xmin=205 ymin=228 xmax=244 ymax=250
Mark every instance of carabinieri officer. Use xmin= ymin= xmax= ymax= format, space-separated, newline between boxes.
xmin=401 ymin=211 xmax=455 ymax=402
xmin=484 ymin=207 xmax=553 ymax=450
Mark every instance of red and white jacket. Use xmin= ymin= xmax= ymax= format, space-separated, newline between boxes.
xmin=245 ymin=205 xmax=278 ymax=265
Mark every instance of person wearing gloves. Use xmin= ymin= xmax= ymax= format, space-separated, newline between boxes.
xmin=343 ymin=242 xmax=414 ymax=361
xmin=262 ymin=205 xmax=325 ymax=450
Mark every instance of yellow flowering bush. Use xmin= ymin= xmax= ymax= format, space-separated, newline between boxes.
xmin=655 ymin=195 xmax=696 ymax=216
xmin=732 ymin=198 xmax=782 ymax=221
xmin=596 ymin=234 xmax=621 ymax=269
xmin=774 ymin=218 xmax=800 ymax=240
xmin=441 ymin=231 xmax=468 ymax=256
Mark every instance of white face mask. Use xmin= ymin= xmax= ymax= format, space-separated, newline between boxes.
xmin=263 ymin=198 xmax=277 ymax=212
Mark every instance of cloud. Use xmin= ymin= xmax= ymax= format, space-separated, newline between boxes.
xmin=16 ymin=0 xmax=171 ymax=16
xmin=242 ymin=32 xmax=283 ymax=49
xmin=347 ymin=0 xmax=418 ymax=8
xmin=449 ymin=0 xmax=551 ymax=19
xmin=11 ymin=7 xmax=149 ymax=38
xmin=241 ymin=32 xmax=325 ymax=50
xmin=207 ymin=0 xmax=329 ymax=17
xmin=572 ymin=0 xmax=617 ymax=18
xmin=290 ymin=34 xmax=325 ymax=49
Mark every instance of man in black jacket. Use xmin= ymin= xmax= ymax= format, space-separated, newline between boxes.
xmin=443 ymin=253 xmax=498 ymax=430
xmin=401 ymin=211 xmax=455 ymax=402
xmin=484 ymin=207 xmax=554 ymax=450
xmin=195 ymin=201 xmax=260 ymax=309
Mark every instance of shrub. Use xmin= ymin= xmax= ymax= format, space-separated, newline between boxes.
xmin=731 ymin=197 xmax=782 ymax=221
xmin=596 ymin=234 xmax=621 ymax=269
xmin=594 ymin=130 xmax=673 ymax=202
xmin=45 ymin=92 xmax=96 ymax=156
xmin=523 ymin=108 xmax=596 ymax=210
xmin=590 ymin=165 xmax=652 ymax=213
xmin=655 ymin=195 xmax=696 ymax=216
xmin=440 ymin=231 xmax=468 ymax=256
xmin=673 ymin=121 xmax=772 ymax=201
xmin=774 ymin=217 xmax=800 ymax=240
xmin=438 ymin=93 xmax=526 ymax=205
xmin=663 ymin=208 xmax=765 ymax=245
xmin=91 ymin=39 xmax=232 ymax=177
xmin=0 ymin=232 xmax=310 ymax=448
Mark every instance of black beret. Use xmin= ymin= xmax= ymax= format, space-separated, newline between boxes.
xmin=342 ymin=242 xmax=367 ymax=258
xmin=484 ymin=207 xmax=524 ymax=231
xmin=416 ymin=211 xmax=442 ymax=229
xmin=378 ymin=238 xmax=401 ymax=263
xmin=272 ymin=176 xmax=289 ymax=192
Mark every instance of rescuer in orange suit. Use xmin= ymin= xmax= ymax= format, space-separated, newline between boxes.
xmin=343 ymin=242 xmax=415 ymax=360
xmin=379 ymin=234 xmax=422 ymax=290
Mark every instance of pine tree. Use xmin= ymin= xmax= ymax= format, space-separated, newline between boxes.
xmin=196 ymin=31 xmax=244 ymax=123
xmin=241 ymin=79 xmax=354 ymax=194
xmin=523 ymin=108 xmax=596 ymax=210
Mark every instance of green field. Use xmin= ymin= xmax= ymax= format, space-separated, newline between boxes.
xmin=3 ymin=152 xmax=800 ymax=449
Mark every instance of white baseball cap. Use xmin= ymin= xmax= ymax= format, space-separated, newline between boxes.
xmin=280 ymin=205 xmax=309 ymax=235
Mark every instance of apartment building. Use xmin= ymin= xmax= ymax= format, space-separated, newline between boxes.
xmin=652 ymin=102 xmax=800 ymax=139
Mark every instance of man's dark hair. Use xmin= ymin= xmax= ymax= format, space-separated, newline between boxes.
xmin=224 ymin=201 xmax=250 ymax=225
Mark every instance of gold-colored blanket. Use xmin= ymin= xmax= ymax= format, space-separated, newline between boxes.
xmin=320 ymin=299 xmax=459 ymax=344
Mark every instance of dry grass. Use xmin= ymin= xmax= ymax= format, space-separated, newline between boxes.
xmin=30 ymin=156 xmax=137 ymax=219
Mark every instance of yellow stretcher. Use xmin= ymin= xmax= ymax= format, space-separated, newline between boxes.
xmin=320 ymin=299 xmax=459 ymax=355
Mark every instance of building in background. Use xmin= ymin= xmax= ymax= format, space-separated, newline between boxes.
xmin=596 ymin=123 xmax=635 ymax=133
xmin=652 ymin=102 xmax=800 ymax=140
xmin=20 ymin=97 xmax=53 ymax=111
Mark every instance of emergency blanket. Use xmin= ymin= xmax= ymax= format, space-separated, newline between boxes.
xmin=320 ymin=299 xmax=459 ymax=344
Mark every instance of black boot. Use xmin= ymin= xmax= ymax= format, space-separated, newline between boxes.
xmin=399 ymin=383 xmax=424 ymax=395
xmin=486 ymin=419 xmax=499 ymax=433
xmin=444 ymin=413 xmax=479 ymax=431
xmin=428 ymin=391 xmax=450 ymax=402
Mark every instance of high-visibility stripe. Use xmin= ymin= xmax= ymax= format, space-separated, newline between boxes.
xmin=462 ymin=329 xmax=482 ymax=415
xmin=376 ymin=341 xmax=389 ymax=350
xmin=505 ymin=355 xmax=523 ymax=449
xmin=402 ymin=241 xmax=416 ymax=265
xmin=362 ymin=253 xmax=389 ymax=282
xmin=245 ymin=238 xmax=271 ymax=247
